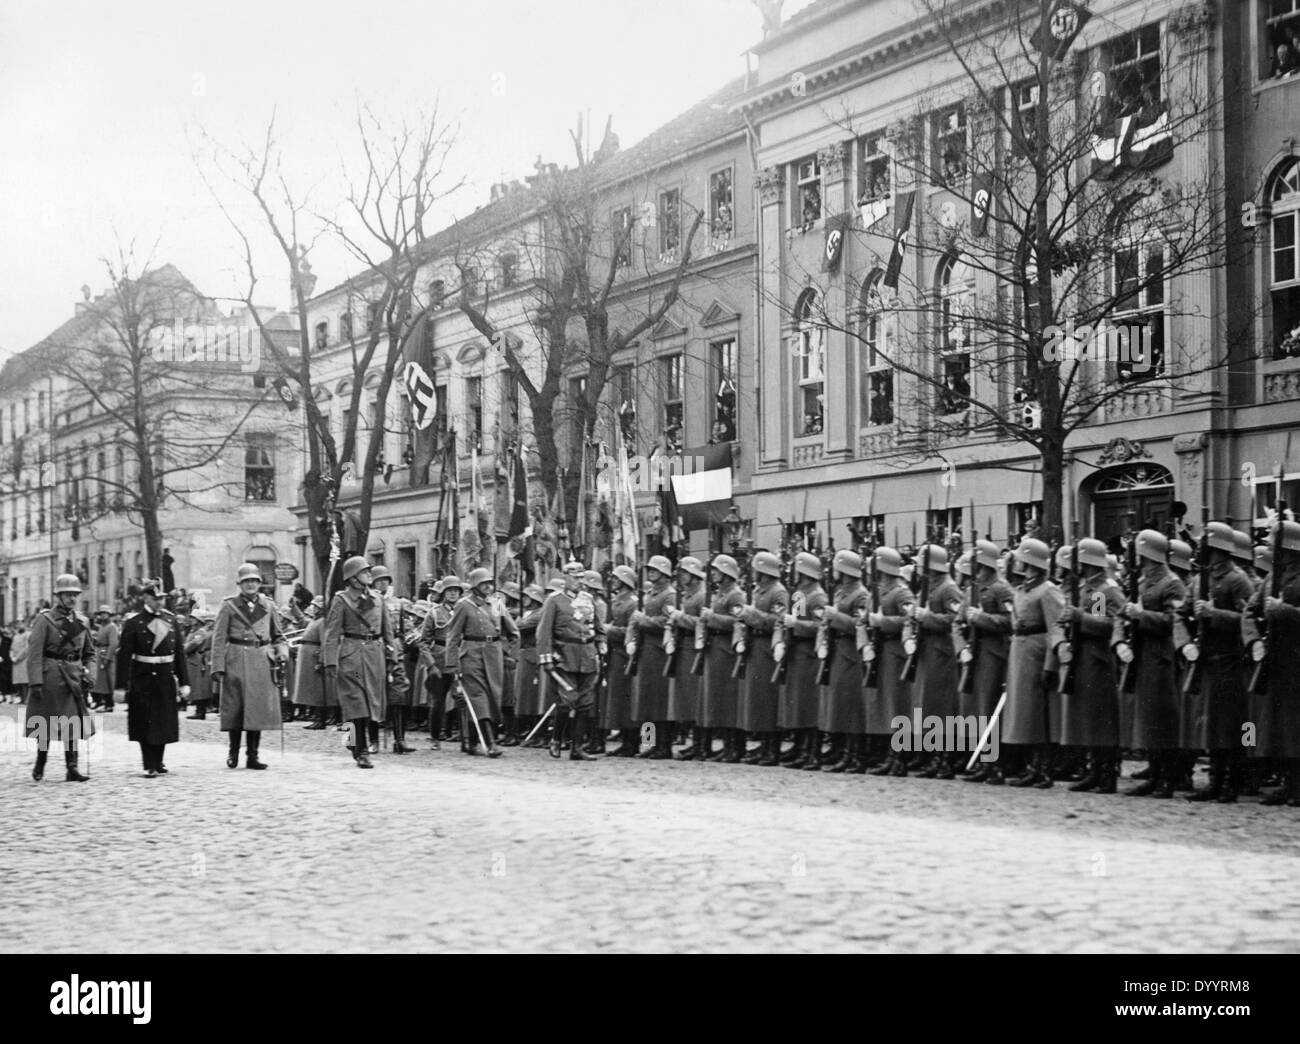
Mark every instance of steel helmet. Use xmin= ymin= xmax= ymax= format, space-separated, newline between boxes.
xmin=831 ymin=549 xmax=863 ymax=578
xmin=562 ymin=559 xmax=584 ymax=575
xmin=1278 ymin=520 xmax=1300 ymax=552
xmin=1255 ymin=546 xmax=1273 ymax=574
xmin=371 ymin=565 xmax=393 ymax=583
xmin=501 ymin=581 xmax=522 ymax=601
xmin=1077 ymin=538 xmax=1109 ymax=570
xmin=954 ymin=551 xmax=973 ymax=577
xmin=921 ymin=545 xmax=949 ymax=573
xmin=547 ymin=576 xmax=568 ymax=592
xmin=679 ymin=556 xmax=706 ymax=580
xmin=613 ymin=565 xmax=637 ymax=589
xmin=975 ymin=539 xmax=1000 ymax=569
xmin=794 ymin=551 xmax=822 ymax=581
xmin=54 ymin=573 xmax=82 ymax=594
xmin=1205 ymin=522 xmax=1237 ymax=555
xmin=874 ymin=546 xmax=903 ymax=577
xmin=711 ymin=554 xmax=741 ymax=581
xmin=1230 ymin=531 xmax=1254 ymax=564
xmin=523 ymin=584 xmax=545 ymax=605
xmin=96 ymin=604 xmax=112 ymax=615
xmin=439 ymin=575 xmax=464 ymax=596
xmin=752 ymin=551 xmax=781 ymax=578
xmin=646 ymin=555 xmax=673 ymax=578
xmin=1055 ymin=545 xmax=1073 ymax=573
xmin=1169 ymin=540 xmax=1193 ymax=572
xmin=582 ymin=570 xmax=603 ymax=589
xmin=1135 ymin=529 xmax=1168 ymax=564
xmin=467 ymin=568 xmax=494 ymax=589
xmin=1014 ymin=538 xmax=1051 ymax=572
xmin=342 ymin=556 xmax=372 ymax=582
xmin=237 ymin=563 xmax=262 ymax=582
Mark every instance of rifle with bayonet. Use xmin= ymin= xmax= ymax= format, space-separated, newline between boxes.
xmin=1250 ymin=493 xmax=1288 ymax=694
xmin=1181 ymin=505 xmax=1210 ymax=696
xmin=815 ymin=513 xmax=834 ymax=687
xmin=624 ymin=558 xmax=645 ymax=677
xmin=901 ymin=537 xmax=929 ymax=683
xmin=1118 ymin=513 xmax=1140 ymax=694
xmin=1058 ymin=523 xmax=1082 ymax=696
xmin=690 ymin=534 xmax=714 ymax=676
xmin=771 ymin=524 xmax=794 ymax=685
xmin=859 ymin=520 xmax=881 ymax=689
xmin=663 ymin=549 xmax=681 ymax=679
xmin=731 ymin=549 xmax=753 ymax=680
xmin=958 ymin=499 xmax=978 ymax=695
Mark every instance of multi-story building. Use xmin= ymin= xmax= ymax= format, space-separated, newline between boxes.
xmin=737 ymin=0 xmax=1260 ymax=550
xmin=1 ymin=269 xmax=301 ymax=621
xmin=295 ymin=77 xmax=757 ymax=594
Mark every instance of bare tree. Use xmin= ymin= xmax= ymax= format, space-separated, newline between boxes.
xmin=36 ymin=244 xmax=270 ymax=576
xmin=775 ymin=0 xmax=1235 ymax=539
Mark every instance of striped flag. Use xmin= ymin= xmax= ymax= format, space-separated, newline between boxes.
xmin=671 ymin=442 xmax=733 ymax=533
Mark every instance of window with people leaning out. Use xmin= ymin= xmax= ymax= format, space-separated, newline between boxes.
xmin=1271 ymin=158 xmax=1300 ymax=359
xmin=1264 ymin=0 xmax=1300 ymax=79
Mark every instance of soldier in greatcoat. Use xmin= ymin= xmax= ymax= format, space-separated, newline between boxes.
xmin=1002 ymin=538 xmax=1065 ymax=789
xmin=867 ymin=547 xmax=916 ymax=777
xmin=537 ymin=560 xmax=604 ymax=762
xmin=512 ymin=584 xmax=546 ymax=746
xmin=418 ymin=577 xmax=463 ymax=748
xmin=626 ymin=556 xmax=675 ymax=758
xmin=667 ymin=557 xmax=706 ymax=758
xmin=602 ymin=565 xmax=639 ymax=756
xmin=89 ymin=606 xmax=118 ymax=712
xmin=371 ymin=567 xmax=417 ymax=754
xmin=1114 ymin=529 xmax=1187 ymax=798
xmin=291 ymin=599 xmax=330 ymax=729
xmin=909 ymin=545 xmax=964 ymax=778
xmin=1247 ymin=520 xmax=1300 ymax=806
xmin=819 ymin=549 xmax=870 ymax=773
xmin=961 ymin=540 xmax=1015 ymax=785
xmin=736 ymin=551 xmax=788 ymax=767
xmin=183 ymin=611 xmax=215 ymax=720
xmin=322 ymin=556 xmax=393 ymax=769
xmin=210 ymin=563 xmax=288 ymax=770
xmin=498 ymin=581 xmax=522 ymax=745
xmin=781 ymin=552 xmax=828 ymax=770
xmin=445 ymin=568 xmax=518 ymax=757
xmin=114 ymin=577 xmax=190 ymax=778
xmin=25 ymin=574 xmax=96 ymax=782
xmin=697 ymin=553 xmax=746 ymax=762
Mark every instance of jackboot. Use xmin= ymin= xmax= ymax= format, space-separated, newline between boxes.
xmin=824 ymin=734 xmax=851 ymax=774
xmin=869 ymin=753 xmax=898 ymax=776
xmin=785 ymin=729 xmax=811 ymax=769
xmin=1217 ymin=757 xmax=1240 ymax=804
xmin=349 ymin=719 xmax=373 ymax=767
xmin=1032 ymin=745 xmax=1054 ymax=788
xmin=802 ymin=730 xmax=822 ymax=771
xmin=779 ymin=732 xmax=802 ymax=764
xmin=392 ymin=708 xmax=417 ymax=754
xmin=482 ymin=719 xmax=503 ymax=758
xmin=675 ymin=724 xmax=698 ymax=760
xmin=742 ymin=731 xmax=767 ymax=765
xmin=1068 ymin=751 xmax=1101 ymax=792
xmin=1094 ymin=752 xmax=1118 ymax=794
xmin=983 ymin=762 xmax=1006 ymax=785
xmin=187 ymin=701 xmax=208 ymax=721
xmin=1151 ymin=752 xmax=1176 ymax=798
xmin=304 ymin=706 xmax=327 ymax=730
xmin=1127 ymin=752 xmax=1162 ymax=796
xmin=757 ymin=734 xmax=781 ymax=767
xmin=500 ymin=708 xmax=520 ymax=747
xmin=65 ymin=746 xmax=89 ymax=782
xmin=916 ymin=753 xmax=940 ymax=779
xmin=1188 ymin=753 xmax=1224 ymax=802
xmin=609 ymin=727 xmax=637 ymax=757
xmin=245 ymin=731 xmax=268 ymax=770
xmin=965 ymin=762 xmax=992 ymax=784
xmin=227 ymin=730 xmax=242 ymax=769
xmin=721 ymin=729 xmax=743 ymax=764
xmin=935 ymin=751 xmax=957 ymax=781
xmin=1009 ymin=750 xmax=1042 ymax=788
xmin=33 ymin=750 xmax=48 ymax=782
xmin=649 ymin=723 xmax=673 ymax=760
xmin=550 ymin=711 xmax=569 ymax=759
xmin=569 ymin=714 xmax=598 ymax=761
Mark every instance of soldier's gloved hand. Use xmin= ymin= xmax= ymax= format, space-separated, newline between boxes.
xmin=180 ymin=685 xmax=192 ymax=698
xmin=964 ymin=606 xmax=980 ymax=623
xmin=1265 ymin=596 xmax=1284 ymax=615
xmin=1194 ymin=599 xmax=1212 ymax=618
xmin=1180 ymin=643 xmax=1199 ymax=662
xmin=1123 ymin=603 xmax=1141 ymax=619
xmin=868 ymin=612 xmax=885 ymax=628
xmin=1055 ymin=643 xmax=1073 ymax=664
xmin=783 ymin=613 xmax=799 ymax=629
xmin=698 ymin=608 xmax=713 ymax=625
xmin=1114 ymin=642 xmax=1134 ymax=664
xmin=771 ymin=641 xmax=786 ymax=662
xmin=1248 ymin=638 xmax=1266 ymax=662
xmin=113 ymin=688 xmax=126 ymax=701
xmin=913 ymin=606 xmax=930 ymax=622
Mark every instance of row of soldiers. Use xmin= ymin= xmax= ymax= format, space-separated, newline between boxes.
xmin=277 ymin=517 xmax=1300 ymax=805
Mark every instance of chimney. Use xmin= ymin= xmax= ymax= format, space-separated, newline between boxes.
xmin=74 ymin=283 xmax=92 ymax=315
xmin=490 ymin=182 xmax=504 ymax=203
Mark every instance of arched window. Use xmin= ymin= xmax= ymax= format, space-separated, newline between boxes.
xmin=1109 ymin=198 xmax=1166 ymax=379
xmin=1270 ymin=157 xmax=1300 ymax=358
xmin=857 ymin=270 xmax=894 ymax=427
xmin=793 ymin=288 xmax=824 ymax=436
xmin=339 ymin=311 xmax=354 ymax=342
xmin=937 ymin=253 xmax=973 ymax=414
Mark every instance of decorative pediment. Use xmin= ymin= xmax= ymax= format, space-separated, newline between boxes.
xmin=457 ymin=340 xmax=488 ymax=364
xmin=650 ymin=316 xmax=688 ymax=341
xmin=700 ymin=299 xmax=741 ymax=328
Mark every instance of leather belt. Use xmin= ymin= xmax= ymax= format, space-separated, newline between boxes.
xmin=463 ymin=635 xmax=500 ymax=643
xmin=50 ymin=652 xmax=85 ymax=662
xmin=344 ymin=633 xmax=380 ymax=641
xmin=556 ymin=637 xmax=593 ymax=645
xmin=227 ymin=636 xmax=269 ymax=646
xmin=133 ymin=654 xmax=173 ymax=665
xmin=298 ymin=640 xmax=321 ymax=647
xmin=1013 ymin=626 xmax=1047 ymax=636
xmin=428 ymin=639 xmax=447 ymax=647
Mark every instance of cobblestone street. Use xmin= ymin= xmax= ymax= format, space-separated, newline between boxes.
xmin=2 ymin=705 xmax=1298 ymax=953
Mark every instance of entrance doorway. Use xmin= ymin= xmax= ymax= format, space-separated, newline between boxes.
xmin=1087 ymin=463 xmax=1175 ymax=553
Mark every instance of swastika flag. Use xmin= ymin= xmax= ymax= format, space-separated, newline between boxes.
xmin=404 ymin=360 xmax=437 ymax=430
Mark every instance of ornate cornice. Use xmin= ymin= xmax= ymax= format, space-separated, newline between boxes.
xmin=754 ymin=166 xmax=785 ymax=206
xmin=1169 ymin=1 xmax=1216 ymax=41
xmin=817 ymin=143 xmax=850 ymax=181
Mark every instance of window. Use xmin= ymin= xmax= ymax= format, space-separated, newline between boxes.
xmin=1010 ymin=78 xmax=1040 ymax=156
xmin=709 ymin=168 xmax=734 ymax=248
xmin=315 ymin=321 xmax=329 ymax=349
xmin=1264 ymin=0 xmax=1300 ymax=78
xmin=1105 ymin=23 xmax=1162 ymax=121
xmin=794 ymin=156 xmax=822 ymax=227
xmin=37 ymin=391 xmax=46 ymax=430
xmin=97 ymin=554 xmax=106 ymax=585
xmin=857 ymin=271 xmax=895 ymax=427
xmin=23 ymin=397 xmax=31 ymax=434
xmin=1270 ymin=159 xmax=1300 ymax=358
xmin=661 ymin=358 xmax=683 ymax=452
xmin=612 ymin=206 xmax=633 ymax=268
xmin=857 ymin=133 xmax=891 ymax=209
xmin=926 ymin=506 xmax=964 ymax=544
xmin=937 ymin=254 xmax=973 ymax=414
xmin=794 ymin=290 xmax=825 ymax=436
xmin=1110 ymin=206 xmax=1167 ymax=379
xmin=366 ymin=301 xmax=383 ymax=332
xmin=710 ymin=338 xmax=737 ymax=443
xmin=245 ymin=434 xmax=276 ymax=501
xmin=339 ymin=312 xmax=354 ymax=341
xmin=114 ymin=553 xmax=124 ymax=602
xmin=657 ymin=189 xmax=681 ymax=260
xmin=465 ymin=376 xmax=483 ymax=445
xmin=96 ymin=450 xmax=106 ymax=512
xmin=934 ymin=104 xmax=968 ymax=187
xmin=434 ymin=383 xmax=448 ymax=434
xmin=498 ymin=252 xmax=517 ymax=289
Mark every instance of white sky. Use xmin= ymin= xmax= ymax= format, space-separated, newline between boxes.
xmin=0 ymin=0 xmax=819 ymax=360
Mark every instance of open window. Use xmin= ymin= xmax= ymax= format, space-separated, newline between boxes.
xmin=794 ymin=289 xmax=825 ymax=436
xmin=856 ymin=270 xmax=895 ymax=427
xmin=936 ymin=254 xmax=973 ymax=414
xmin=1269 ymin=158 xmax=1300 ymax=358
xmin=1261 ymin=0 xmax=1300 ymax=80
